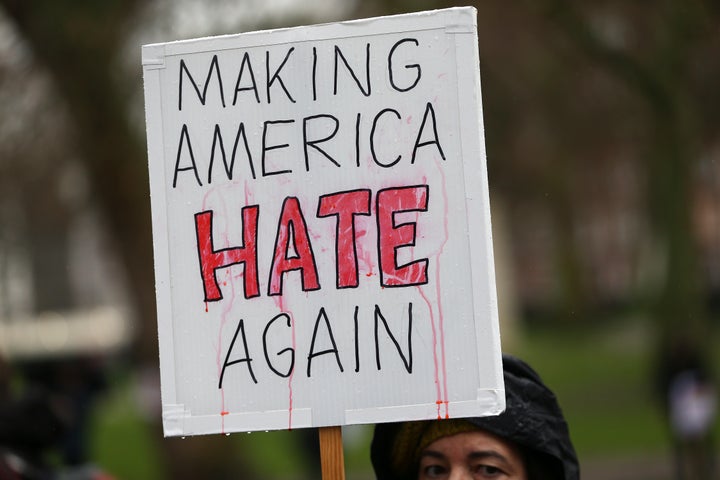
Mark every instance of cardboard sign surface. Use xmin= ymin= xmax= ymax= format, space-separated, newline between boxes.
xmin=142 ymin=7 xmax=504 ymax=436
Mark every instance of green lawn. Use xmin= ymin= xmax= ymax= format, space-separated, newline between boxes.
xmin=518 ymin=319 xmax=682 ymax=457
xmin=89 ymin=378 xmax=165 ymax=479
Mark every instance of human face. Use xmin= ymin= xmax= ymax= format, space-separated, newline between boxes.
xmin=417 ymin=430 xmax=527 ymax=480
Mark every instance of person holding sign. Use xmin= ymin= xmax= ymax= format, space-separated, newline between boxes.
xmin=370 ymin=355 xmax=579 ymax=480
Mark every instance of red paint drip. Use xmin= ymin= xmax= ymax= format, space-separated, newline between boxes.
xmin=419 ymin=288 xmax=443 ymax=415
xmin=433 ymin=168 xmax=451 ymax=420
xmin=275 ymin=296 xmax=296 ymax=430
xmin=220 ymin=390 xmax=227 ymax=434
xmin=437 ymin=269 xmax=450 ymax=419
xmin=288 ymin=310 xmax=296 ymax=430
xmin=205 ymin=302 xmax=209 ymax=313
xmin=416 ymin=167 xmax=451 ymax=420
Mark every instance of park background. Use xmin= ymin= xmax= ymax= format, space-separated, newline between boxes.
xmin=0 ymin=0 xmax=718 ymax=479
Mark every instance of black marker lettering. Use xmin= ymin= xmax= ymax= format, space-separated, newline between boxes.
xmin=370 ymin=108 xmax=402 ymax=168
xmin=207 ymin=124 xmax=227 ymax=184
xmin=307 ymin=307 xmax=344 ymax=377
xmin=261 ymin=119 xmax=295 ymax=177
xmin=263 ymin=313 xmax=295 ymax=378
xmin=374 ymin=303 xmax=413 ymax=373
xmin=303 ymin=114 xmax=341 ymax=171
xmin=219 ymin=319 xmax=257 ymax=388
xmin=312 ymin=46 xmax=318 ymax=102
xmin=266 ymin=47 xmax=296 ymax=104
xmin=334 ymin=43 xmax=371 ymax=97
xmin=233 ymin=51 xmax=261 ymax=105
xmin=231 ymin=122 xmax=256 ymax=180
xmin=173 ymin=124 xmax=202 ymax=188
xmin=388 ymin=38 xmax=421 ymax=92
xmin=412 ymin=102 xmax=446 ymax=163
xmin=178 ymin=55 xmax=226 ymax=111
xmin=354 ymin=112 xmax=361 ymax=167
xmin=353 ymin=305 xmax=360 ymax=373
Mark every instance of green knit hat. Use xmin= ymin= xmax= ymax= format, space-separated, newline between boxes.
xmin=390 ymin=419 xmax=480 ymax=477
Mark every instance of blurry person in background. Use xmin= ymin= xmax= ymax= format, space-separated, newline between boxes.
xmin=370 ymin=354 xmax=579 ymax=480
xmin=656 ymin=337 xmax=717 ymax=480
xmin=18 ymin=356 xmax=108 ymax=467
xmin=0 ymin=354 xmax=70 ymax=479
xmin=0 ymin=354 xmax=113 ymax=480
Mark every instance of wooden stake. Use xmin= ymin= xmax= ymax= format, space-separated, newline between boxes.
xmin=319 ymin=426 xmax=346 ymax=480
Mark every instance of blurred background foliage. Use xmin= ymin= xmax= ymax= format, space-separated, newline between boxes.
xmin=0 ymin=0 xmax=718 ymax=479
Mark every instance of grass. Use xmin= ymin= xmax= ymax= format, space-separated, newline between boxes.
xmin=517 ymin=318 xmax=683 ymax=457
xmin=89 ymin=375 xmax=165 ymax=479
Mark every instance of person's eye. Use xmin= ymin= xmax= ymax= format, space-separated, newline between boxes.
xmin=420 ymin=464 xmax=448 ymax=478
xmin=473 ymin=464 xmax=506 ymax=478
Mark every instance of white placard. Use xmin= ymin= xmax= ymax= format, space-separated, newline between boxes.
xmin=142 ymin=7 xmax=504 ymax=437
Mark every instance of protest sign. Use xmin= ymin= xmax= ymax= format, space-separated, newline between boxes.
xmin=142 ymin=7 xmax=504 ymax=437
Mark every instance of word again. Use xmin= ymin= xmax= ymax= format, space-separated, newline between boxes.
xmin=218 ymin=302 xmax=415 ymax=388
xmin=196 ymin=185 xmax=430 ymax=302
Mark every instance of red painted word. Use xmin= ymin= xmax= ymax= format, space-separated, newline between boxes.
xmin=195 ymin=185 xmax=429 ymax=302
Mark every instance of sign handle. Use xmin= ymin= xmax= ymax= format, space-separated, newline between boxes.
xmin=319 ymin=426 xmax=346 ymax=480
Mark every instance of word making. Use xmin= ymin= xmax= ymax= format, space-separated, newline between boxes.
xmin=178 ymin=38 xmax=425 ymax=110
xmin=196 ymin=185 xmax=430 ymax=303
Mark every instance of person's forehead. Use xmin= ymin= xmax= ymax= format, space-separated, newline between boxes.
xmin=424 ymin=430 xmax=521 ymax=460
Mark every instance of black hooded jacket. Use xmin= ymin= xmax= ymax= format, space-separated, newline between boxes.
xmin=371 ymin=354 xmax=580 ymax=480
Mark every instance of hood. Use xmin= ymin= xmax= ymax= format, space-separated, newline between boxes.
xmin=371 ymin=354 xmax=580 ymax=480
